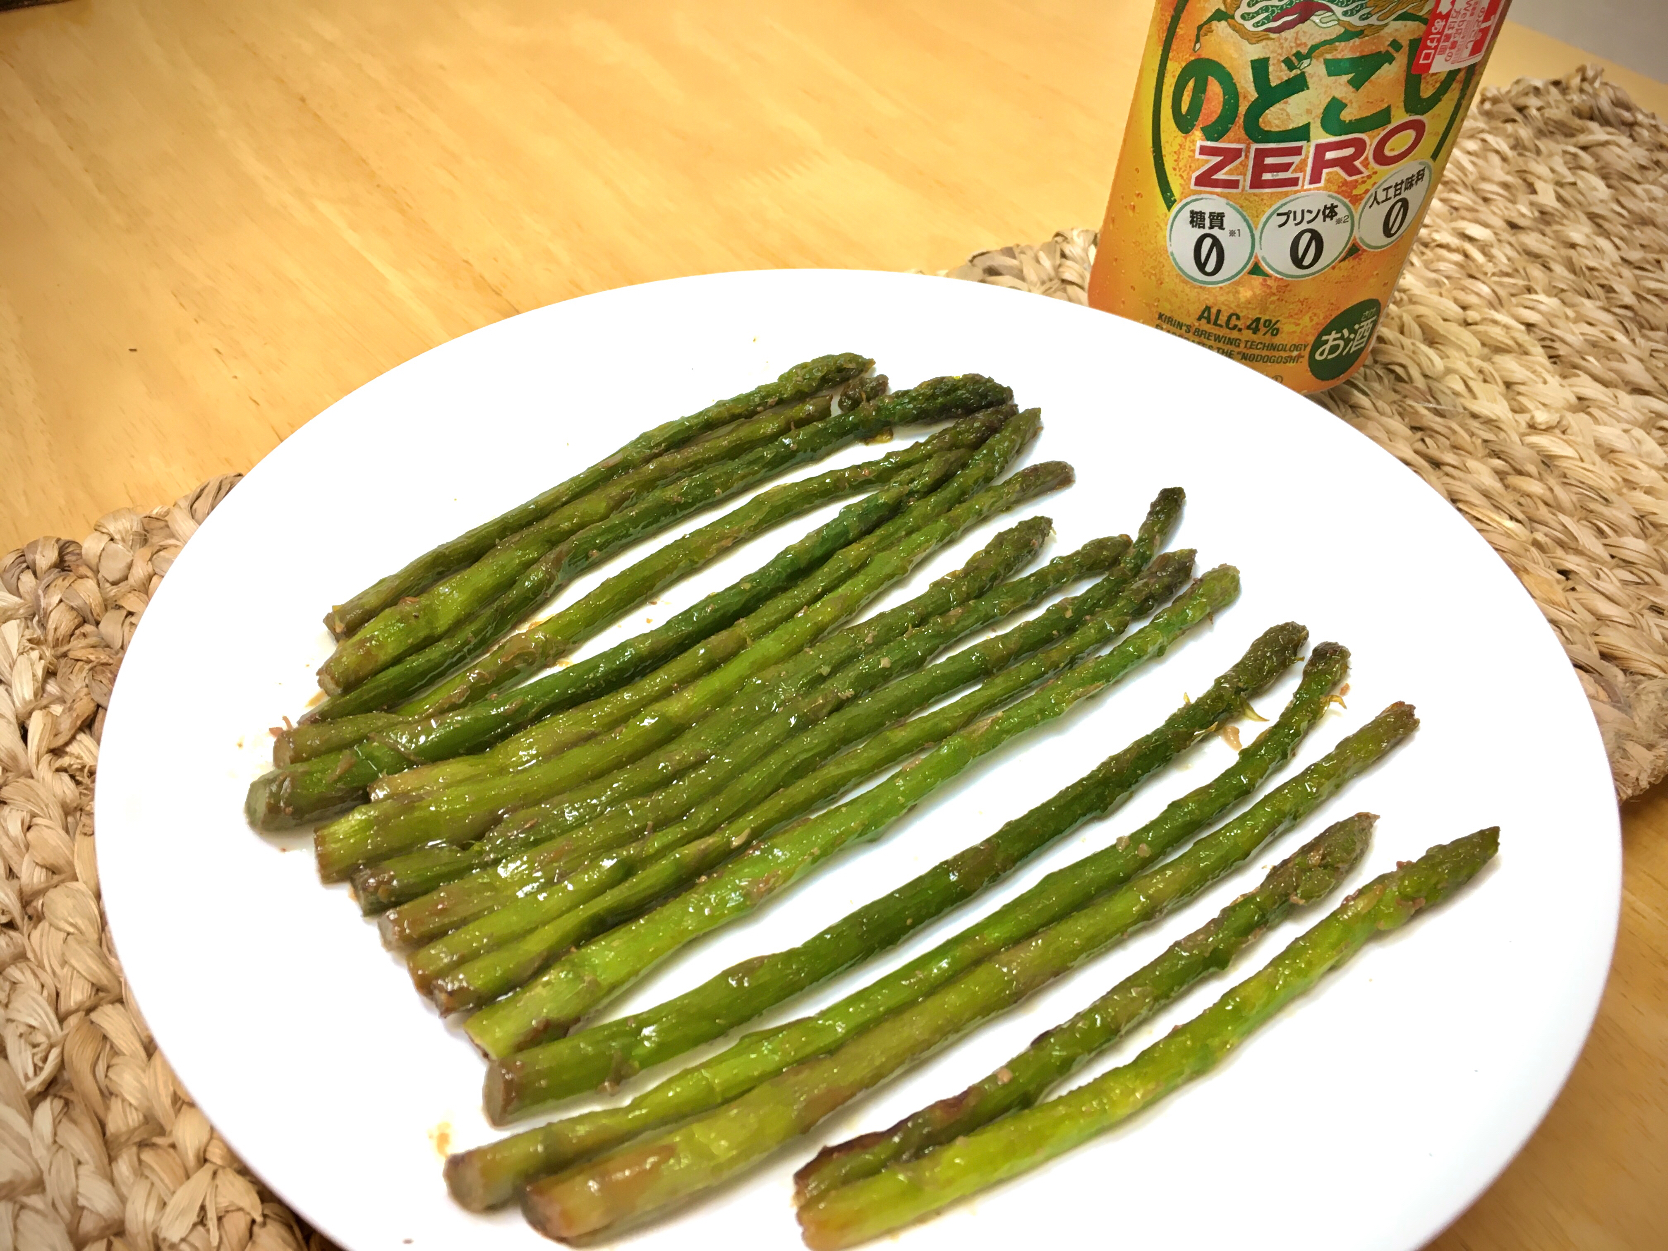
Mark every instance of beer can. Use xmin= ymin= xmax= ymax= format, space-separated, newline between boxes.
xmin=1087 ymin=0 xmax=1509 ymax=392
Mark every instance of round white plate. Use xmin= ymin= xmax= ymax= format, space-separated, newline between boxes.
xmin=98 ymin=270 xmax=1618 ymax=1251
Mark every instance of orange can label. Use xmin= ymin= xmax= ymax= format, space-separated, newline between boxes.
xmin=1087 ymin=0 xmax=1508 ymax=392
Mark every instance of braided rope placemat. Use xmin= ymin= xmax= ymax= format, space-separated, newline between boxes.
xmin=0 ymin=64 xmax=1662 ymax=1251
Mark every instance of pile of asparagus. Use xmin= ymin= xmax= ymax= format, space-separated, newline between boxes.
xmin=248 ymin=355 xmax=1498 ymax=1246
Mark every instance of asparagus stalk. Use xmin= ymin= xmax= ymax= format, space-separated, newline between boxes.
xmin=460 ymin=566 xmax=1240 ymax=1058
xmin=795 ymin=814 xmax=1368 ymax=1198
xmin=343 ymin=409 xmax=1039 ymax=796
xmin=312 ymin=431 xmax=1059 ymax=881
xmin=466 ymin=516 xmax=1059 ymax=841
xmin=444 ymin=634 xmax=1325 ymax=1183
xmin=247 ymin=440 xmax=982 ymax=827
xmin=274 ymin=712 xmax=401 ymax=768
xmin=391 ymin=375 xmax=1016 ymax=721
xmin=453 ymin=662 xmax=1387 ymax=1202
xmin=382 ymin=540 xmax=1167 ymax=941
xmin=520 ymin=815 xmax=1378 ymax=1240
xmin=319 ymin=380 xmax=872 ymax=696
xmin=793 ymin=827 xmax=1499 ymax=1249
xmin=348 ymin=488 xmax=1176 ymax=906
xmin=275 ymin=413 xmax=1008 ymax=768
xmin=311 ymin=376 xmax=890 ymax=716
xmin=323 ymin=352 xmax=872 ymax=639
xmin=360 ymin=521 xmax=1103 ymax=915
xmin=411 ymin=553 xmax=1190 ymax=1006
xmin=318 ymin=458 xmax=1066 ymax=880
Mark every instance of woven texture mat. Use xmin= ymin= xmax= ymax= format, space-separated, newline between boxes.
xmin=0 ymin=64 xmax=1662 ymax=1251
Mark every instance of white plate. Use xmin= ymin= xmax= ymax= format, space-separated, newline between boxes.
xmin=97 ymin=270 xmax=1618 ymax=1251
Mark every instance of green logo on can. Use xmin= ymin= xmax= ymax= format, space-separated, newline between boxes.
xmin=1308 ymin=298 xmax=1382 ymax=381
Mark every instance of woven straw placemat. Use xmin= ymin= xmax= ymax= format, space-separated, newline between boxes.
xmin=1 ymin=64 xmax=1662 ymax=1251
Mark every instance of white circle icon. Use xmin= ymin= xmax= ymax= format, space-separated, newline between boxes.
xmin=1356 ymin=160 xmax=1435 ymax=251
xmin=1165 ymin=195 xmax=1255 ymax=287
xmin=1256 ymin=191 xmax=1355 ymax=280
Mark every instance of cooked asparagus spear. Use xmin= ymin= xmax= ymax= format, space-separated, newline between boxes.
xmin=471 ymin=633 xmax=1333 ymax=1135
xmin=454 ymin=516 xmax=1060 ymax=849
xmin=412 ymin=553 xmax=1189 ymax=1007
xmin=440 ymin=637 xmax=1314 ymax=1187
xmin=325 ymin=410 xmax=1037 ymax=806
xmin=363 ymin=409 xmax=1044 ymax=797
xmin=247 ymin=439 xmax=982 ymax=827
xmin=382 ymin=540 xmax=1167 ymax=943
xmin=319 ymin=380 xmax=875 ymax=695
xmin=312 ymin=438 xmax=1061 ymax=880
xmin=348 ymin=489 xmax=1177 ymax=907
xmin=389 ymin=376 xmax=1016 ymax=720
xmin=323 ymin=352 xmax=872 ymax=639
xmin=460 ymin=567 xmax=1239 ymax=1058
xmin=793 ymin=827 xmax=1499 ymax=1249
xmin=445 ymin=651 xmax=1367 ymax=1204
xmin=795 ymin=813 xmax=1369 ymax=1198
xmin=360 ymin=523 xmax=1111 ymax=915
xmin=519 ymin=815 xmax=1379 ymax=1240
xmin=275 ymin=413 xmax=1008 ymax=768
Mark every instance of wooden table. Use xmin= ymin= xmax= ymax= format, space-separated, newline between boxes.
xmin=3 ymin=4 xmax=1664 ymax=1246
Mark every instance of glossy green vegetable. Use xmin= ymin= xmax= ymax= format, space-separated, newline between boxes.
xmin=247 ymin=434 xmax=983 ymax=826
xmin=275 ymin=416 xmax=1006 ymax=768
xmin=341 ymin=406 xmax=1027 ymax=796
xmin=414 ymin=552 xmax=1188 ymax=1009
xmin=443 ymin=630 xmax=1325 ymax=1208
xmin=312 ymin=423 xmax=1056 ymax=881
xmin=394 ymin=376 xmax=1016 ymax=720
xmin=474 ymin=625 xmax=1329 ymax=1129
xmin=793 ymin=826 xmax=1498 ymax=1249
xmin=363 ymin=522 xmax=1107 ymax=918
xmin=794 ymin=813 xmax=1370 ymax=1198
xmin=319 ymin=380 xmax=875 ymax=696
xmin=520 ymin=816 xmax=1379 ymax=1240
xmin=322 ymin=352 xmax=872 ymax=638
xmin=461 ymin=566 xmax=1239 ymax=1058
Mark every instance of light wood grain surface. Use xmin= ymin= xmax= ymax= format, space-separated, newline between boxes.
xmin=2 ymin=3 xmax=1664 ymax=1247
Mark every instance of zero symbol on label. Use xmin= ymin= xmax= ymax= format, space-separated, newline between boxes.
xmin=1289 ymin=228 xmax=1325 ymax=272
xmin=1193 ymin=233 xmax=1226 ymax=279
xmin=1384 ymin=196 xmax=1410 ymax=240
xmin=1167 ymin=195 xmax=1254 ymax=286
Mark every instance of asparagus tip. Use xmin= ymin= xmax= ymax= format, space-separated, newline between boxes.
xmin=1404 ymin=826 xmax=1500 ymax=908
xmin=1379 ymin=700 xmax=1420 ymax=731
xmin=1306 ymin=640 xmax=1349 ymax=667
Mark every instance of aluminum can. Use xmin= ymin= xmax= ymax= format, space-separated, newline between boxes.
xmin=1088 ymin=0 xmax=1509 ymax=391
